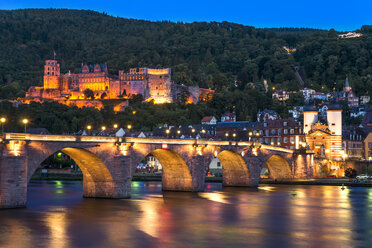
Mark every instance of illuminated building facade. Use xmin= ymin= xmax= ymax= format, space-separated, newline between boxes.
xmin=304 ymin=103 xmax=343 ymax=160
xmin=26 ymin=60 xmax=213 ymax=107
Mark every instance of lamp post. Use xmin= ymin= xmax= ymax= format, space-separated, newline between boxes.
xmin=165 ymin=129 xmax=170 ymax=138
xmin=248 ymin=131 xmax=252 ymax=141
xmin=0 ymin=117 xmax=6 ymax=133
xmin=113 ymin=124 xmax=118 ymax=129
xmin=127 ymin=124 xmax=132 ymax=130
xmin=22 ymin=119 xmax=28 ymax=133
xmin=225 ymin=132 xmax=229 ymax=140
xmin=201 ymin=129 xmax=206 ymax=138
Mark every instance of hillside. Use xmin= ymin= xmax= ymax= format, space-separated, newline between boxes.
xmin=0 ymin=9 xmax=370 ymax=100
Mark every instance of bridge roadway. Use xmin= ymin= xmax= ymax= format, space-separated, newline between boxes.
xmin=0 ymin=133 xmax=314 ymax=208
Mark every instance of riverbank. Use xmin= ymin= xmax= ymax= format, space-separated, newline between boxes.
xmin=31 ymin=174 xmax=372 ymax=187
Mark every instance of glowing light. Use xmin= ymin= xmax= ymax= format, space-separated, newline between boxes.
xmin=165 ymin=129 xmax=170 ymax=134
xmin=249 ymin=132 xmax=253 ymax=136
xmin=198 ymin=192 xmax=230 ymax=204
xmin=147 ymin=68 xmax=169 ymax=75
xmin=86 ymin=125 xmax=92 ymax=130
xmin=214 ymin=150 xmax=218 ymax=157
xmin=233 ymin=133 xmax=236 ymax=137
xmin=127 ymin=124 xmax=132 ymax=130
xmin=0 ymin=117 xmax=6 ymax=123
xmin=256 ymin=132 xmax=260 ymax=136
xmin=162 ymin=143 xmax=168 ymax=149
xmin=201 ymin=129 xmax=206 ymax=134
xmin=225 ymin=133 xmax=229 ymax=137
xmin=191 ymin=128 xmax=195 ymax=133
xmin=132 ymin=110 xmax=137 ymax=115
xmin=177 ymin=130 xmax=181 ymax=134
xmin=113 ymin=124 xmax=118 ymax=128
xmin=22 ymin=119 xmax=28 ymax=124
xmin=101 ymin=126 xmax=106 ymax=131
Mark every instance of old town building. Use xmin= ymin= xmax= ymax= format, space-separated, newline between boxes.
xmin=304 ymin=103 xmax=343 ymax=160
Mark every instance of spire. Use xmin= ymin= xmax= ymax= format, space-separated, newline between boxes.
xmin=345 ymin=76 xmax=349 ymax=88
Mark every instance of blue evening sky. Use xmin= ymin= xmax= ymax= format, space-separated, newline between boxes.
xmin=0 ymin=0 xmax=371 ymax=31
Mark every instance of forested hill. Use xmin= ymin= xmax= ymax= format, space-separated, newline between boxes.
xmin=0 ymin=8 xmax=371 ymax=99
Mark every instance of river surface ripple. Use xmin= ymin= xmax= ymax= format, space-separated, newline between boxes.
xmin=1 ymin=181 xmax=372 ymax=248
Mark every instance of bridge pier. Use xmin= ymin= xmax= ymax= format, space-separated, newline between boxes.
xmin=0 ymin=144 xmax=28 ymax=208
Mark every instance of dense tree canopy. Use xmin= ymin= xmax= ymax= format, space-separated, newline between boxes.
xmin=0 ymin=9 xmax=370 ymax=133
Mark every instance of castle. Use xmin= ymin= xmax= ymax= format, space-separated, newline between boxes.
xmin=25 ymin=60 xmax=214 ymax=109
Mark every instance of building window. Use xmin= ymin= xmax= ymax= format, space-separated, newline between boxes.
xmin=283 ymin=122 xmax=287 ymax=126
xmin=278 ymin=129 xmax=281 ymax=135
xmin=290 ymin=129 xmax=294 ymax=134
xmin=264 ymin=123 xmax=267 ymax=127
xmin=290 ymin=137 xmax=294 ymax=142
xmin=284 ymin=137 xmax=288 ymax=143
xmin=284 ymin=129 xmax=288 ymax=134
xmin=265 ymin=130 xmax=269 ymax=136
xmin=217 ymin=162 xmax=221 ymax=167
xmin=271 ymin=129 xmax=276 ymax=135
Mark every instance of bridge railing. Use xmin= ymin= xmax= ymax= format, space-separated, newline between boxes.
xmin=1 ymin=133 xmax=303 ymax=154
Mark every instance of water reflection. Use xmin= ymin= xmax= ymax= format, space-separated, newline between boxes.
xmin=0 ymin=181 xmax=372 ymax=247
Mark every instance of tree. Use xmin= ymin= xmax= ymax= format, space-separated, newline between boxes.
xmin=83 ymin=89 xmax=94 ymax=99
xmin=344 ymin=168 xmax=357 ymax=178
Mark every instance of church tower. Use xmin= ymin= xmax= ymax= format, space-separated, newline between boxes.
xmin=43 ymin=60 xmax=60 ymax=89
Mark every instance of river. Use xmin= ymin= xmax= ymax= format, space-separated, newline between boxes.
xmin=1 ymin=180 xmax=372 ymax=248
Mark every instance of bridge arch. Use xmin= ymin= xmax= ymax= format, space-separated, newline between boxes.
xmin=263 ymin=154 xmax=292 ymax=180
xmin=28 ymin=146 xmax=115 ymax=198
xmin=216 ymin=150 xmax=251 ymax=186
xmin=135 ymin=149 xmax=193 ymax=191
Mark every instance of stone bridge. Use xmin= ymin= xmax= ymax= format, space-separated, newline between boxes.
xmin=0 ymin=133 xmax=314 ymax=208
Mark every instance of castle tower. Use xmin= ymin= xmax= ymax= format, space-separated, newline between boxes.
xmin=43 ymin=60 xmax=60 ymax=89
xmin=326 ymin=102 xmax=343 ymax=160
xmin=303 ymin=104 xmax=318 ymax=134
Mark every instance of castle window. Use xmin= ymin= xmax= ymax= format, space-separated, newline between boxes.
xmin=332 ymin=123 xmax=335 ymax=126
xmin=52 ymin=72 xmax=54 ymax=75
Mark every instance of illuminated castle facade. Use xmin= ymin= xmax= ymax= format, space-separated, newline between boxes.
xmin=26 ymin=59 xmax=214 ymax=106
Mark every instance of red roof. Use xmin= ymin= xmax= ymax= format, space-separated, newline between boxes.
xmin=201 ymin=116 xmax=215 ymax=122
xmin=222 ymin=112 xmax=235 ymax=118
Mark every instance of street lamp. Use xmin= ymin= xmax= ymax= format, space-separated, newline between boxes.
xmin=113 ymin=124 xmax=118 ymax=129
xmin=87 ymin=125 xmax=92 ymax=130
xmin=0 ymin=117 xmax=6 ymax=133
xmin=191 ymin=128 xmax=195 ymax=133
xmin=201 ymin=129 xmax=206 ymax=134
xmin=225 ymin=133 xmax=229 ymax=139
xmin=127 ymin=124 xmax=132 ymax=130
xmin=177 ymin=130 xmax=181 ymax=135
xmin=101 ymin=126 xmax=106 ymax=131
xmin=22 ymin=118 xmax=28 ymax=133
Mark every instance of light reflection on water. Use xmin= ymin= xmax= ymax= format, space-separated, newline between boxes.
xmin=0 ymin=181 xmax=372 ymax=247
